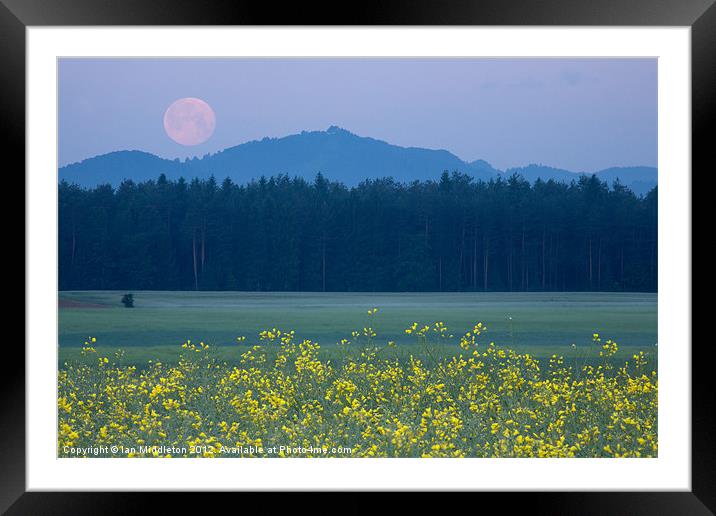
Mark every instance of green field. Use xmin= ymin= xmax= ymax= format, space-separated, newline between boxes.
xmin=58 ymin=291 xmax=657 ymax=366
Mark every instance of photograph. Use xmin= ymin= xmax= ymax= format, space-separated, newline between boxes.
xmin=56 ymin=57 xmax=659 ymax=459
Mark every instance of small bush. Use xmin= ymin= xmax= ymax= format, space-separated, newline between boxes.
xmin=121 ymin=293 xmax=134 ymax=308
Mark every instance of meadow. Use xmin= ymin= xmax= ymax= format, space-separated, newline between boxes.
xmin=58 ymin=320 xmax=658 ymax=458
xmin=59 ymin=291 xmax=657 ymax=366
xmin=57 ymin=291 xmax=658 ymax=458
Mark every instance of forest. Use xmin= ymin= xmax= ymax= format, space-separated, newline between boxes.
xmin=58 ymin=171 xmax=657 ymax=292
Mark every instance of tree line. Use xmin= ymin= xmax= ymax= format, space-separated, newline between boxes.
xmin=59 ymin=171 xmax=657 ymax=292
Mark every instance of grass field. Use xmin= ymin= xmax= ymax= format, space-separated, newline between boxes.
xmin=58 ymin=291 xmax=657 ymax=367
xmin=58 ymin=290 xmax=659 ymax=457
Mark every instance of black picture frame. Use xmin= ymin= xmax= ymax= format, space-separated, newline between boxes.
xmin=3 ymin=0 xmax=709 ymax=512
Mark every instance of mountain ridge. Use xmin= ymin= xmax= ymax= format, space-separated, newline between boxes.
xmin=59 ymin=126 xmax=657 ymax=195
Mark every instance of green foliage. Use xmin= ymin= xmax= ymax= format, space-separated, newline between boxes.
xmin=121 ymin=293 xmax=134 ymax=308
xmin=58 ymin=173 xmax=657 ymax=292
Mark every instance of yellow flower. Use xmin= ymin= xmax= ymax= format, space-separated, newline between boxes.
xmin=57 ymin=322 xmax=657 ymax=459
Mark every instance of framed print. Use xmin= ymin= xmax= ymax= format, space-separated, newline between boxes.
xmin=4 ymin=0 xmax=711 ymax=511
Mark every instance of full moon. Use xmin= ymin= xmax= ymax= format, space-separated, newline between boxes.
xmin=163 ymin=97 xmax=216 ymax=146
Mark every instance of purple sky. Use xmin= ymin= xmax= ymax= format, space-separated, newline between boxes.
xmin=59 ymin=58 xmax=657 ymax=172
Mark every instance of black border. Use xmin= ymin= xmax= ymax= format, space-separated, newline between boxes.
xmin=3 ymin=0 xmax=711 ymax=513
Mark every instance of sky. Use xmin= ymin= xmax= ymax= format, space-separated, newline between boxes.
xmin=58 ymin=58 xmax=657 ymax=172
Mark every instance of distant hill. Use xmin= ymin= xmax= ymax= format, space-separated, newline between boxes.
xmin=59 ymin=126 xmax=657 ymax=195
xmin=60 ymin=150 xmax=184 ymax=185
xmin=502 ymin=164 xmax=657 ymax=194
